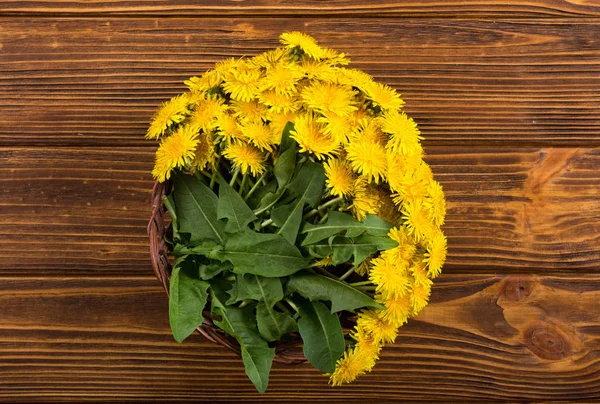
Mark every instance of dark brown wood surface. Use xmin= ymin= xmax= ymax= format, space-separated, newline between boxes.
xmin=1 ymin=2 xmax=599 ymax=402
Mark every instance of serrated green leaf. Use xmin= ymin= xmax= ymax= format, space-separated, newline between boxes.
xmin=274 ymin=123 xmax=297 ymax=189
xmin=271 ymin=201 xmax=304 ymax=245
xmin=256 ymin=302 xmax=298 ymax=342
xmin=198 ymin=258 xmax=232 ymax=280
xmin=226 ymin=274 xmax=284 ymax=306
xmin=172 ymin=239 xmax=222 ymax=257
xmin=310 ymin=234 xmax=398 ymax=267
xmin=287 ymin=273 xmax=384 ymax=313
xmin=211 ymin=287 xmax=275 ymax=394
xmin=169 ymin=256 xmax=210 ymax=343
xmin=287 ymin=161 xmax=325 ymax=209
xmin=217 ymin=178 xmax=257 ymax=234
xmin=297 ymin=299 xmax=345 ymax=373
xmin=172 ymin=173 xmax=225 ymax=245
xmin=216 ymin=230 xmax=311 ymax=277
xmin=302 ymin=212 xmax=394 ymax=246
xmin=163 ymin=194 xmax=181 ymax=242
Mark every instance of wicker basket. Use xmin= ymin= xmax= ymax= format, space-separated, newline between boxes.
xmin=147 ymin=180 xmax=307 ymax=365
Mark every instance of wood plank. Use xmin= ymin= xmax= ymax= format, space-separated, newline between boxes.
xmin=1 ymin=18 xmax=599 ymax=147
xmin=2 ymin=146 xmax=599 ymax=275
xmin=0 ymin=274 xmax=597 ymax=401
xmin=1 ymin=0 xmax=600 ymax=18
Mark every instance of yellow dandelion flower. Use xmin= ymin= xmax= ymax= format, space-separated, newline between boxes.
xmin=315 ymin=255 xmax=333 ymax=267
xmin=350 ymin=118 xmax=387 ymax=146
xmin=350 ymin=177 xmax=381 ymax=221
xmin=362 ymin=81 xmax=404 ymax=111
xmin=279 ymin=31 xmax=326 ymax=60
xmin=151 ymin=125 xmax=199 ymax=182
xmin=215 ymin=114 xmax=244 ymax=144
xmin=351 ymin=329 xmax=382 ymax=363
xmin=401 ymin=200 xmax=435 ymax=243
xmin=260 ymin=62 xmax=304 ymax=96
xmin=381 ymin=227 xmax=416 ymax=264
xmin=390 ymin=168 xmax=429 ymax=205
xmin=324 ymin=158 xmax=355 ymax=197
xmin=230 ymin=99 xmax=268 ymax=123
xmin=381 ymin=110 xmax=424 ymax=156
xmin=337 ymin=68 xmax=374 ymax=92
xmin=240 ymin=121 xmax=279 ymax=151
xmin=379 ymin=293 xmax=412 ymax=327
xmin=356 ymin=309 xmax=398 ymax=344
xmin=222 ymin=68 xmax=262 ymax=102
xmin=373 ymin=188 xmax=403 ymax=225
xmin=410 ymin=278 xmax=432 ymax=314
xmin=345 ymin=137 xmax=387 ymax=183
xmin=321 ymin=47 xmax=351 ymax=66
xmin=290 ymin=113 xmax=339 ymax=160
xmin=410 ymin=259 xmax=430 ymax=287
xmin=251 ymin=48 xmax=287 ymax=69
xmin=184 ymin=70 xmax=222 ymax=92
xmin=189 ymin=94 xmax=225 ymax=133
xmin=355 ymin=257 xmax=372 ymax=276
xmin=214 ymin=57 xmax=241 ymax=74
xmin=301 ymin=81 xmax=358 ymax=117
xmin=424 ymin=180 xmax=446 ymax=227
xmin=268 ymin=111 xmax=297 ymax=140
xmin=300 ymin=59 xmax=334 ymax=81
xmin=329 ymin=349 xmax=369 ymax=386
xmin=257 ymin=90 xmax=299 ymax=114
xmin=146 ymin=94 xmax=190 ymax=139
xmin=423 ymin=231 xmax=447 ymax=279
xmin=317 ymin=113 xmax=353 ymax=145
xmin=191 ymin=132 xmax=217 ymax=171
xmin=369 ymin=256 xmax=411 ymax=300
xmin=222 ymin=142 xmax=266 ymax=176
xmin=386 ymin=151 xmax=424 ymax=192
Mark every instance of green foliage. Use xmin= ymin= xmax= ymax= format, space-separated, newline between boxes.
xmin=211 ymin=285 xmax=275 ymax=394
xmin=256 ymin=302 xmax=298 ymax=342
xmin=287 ymin=273 xmax=384 ymax=313
xmin=217 ymin=230 xmax=311 ymax=277
xmin=218 ymin=179 xmax=257 ymax=233
xmin=297 ymin=299 xmax=345 ymax=373
xmin=309 ymin=234 xmax=398 ymax=267
xmin=172 ymin=173 xmax=225 ymax=245
xmin=226 ymin=274 xmax=284 ymax=306
xmin=302 ymin=212 xmax=394 ymax=246
xmin=169 ymin=256 xmax=210 ymax=343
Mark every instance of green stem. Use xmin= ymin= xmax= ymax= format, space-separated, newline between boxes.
xmin=240 ymin=172 xmax=248 ymax=194
xmin=209 ymin=169 xmax=218 ymax=190
xmin=303 ymin=196 xmax=344 ymax=220
xmin=314 ymin=266 xmax=340 ymax=280
xmin=338 ymin=266 xmax=355 ymax=281
xmin=238 ymin=299 xmax=253 ymax=308
xmin=317 ymin=212 xmax=329 ymax=224
xmin=244 ymin=171 xmax=268 ymax=201
xmin=349 ymin=280 xmax=373 ymax=287
xmin=275 ymin=301 xmax=292 ymax=316
xmin=260 ymin=218 xmax=274 ymax=228
xmin=284 ymin=298 xmax=300 ymax=313
xmin=229 ymin=168 xmax=240 ymax=187
xmin=355 ymin=286 xmax=377 ymax=291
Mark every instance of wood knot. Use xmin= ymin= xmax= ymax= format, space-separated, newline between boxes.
xmin=499 ymin=275 xmax=536 ymax=303
xmin=524 ymin=322 xmax=573 ymax=360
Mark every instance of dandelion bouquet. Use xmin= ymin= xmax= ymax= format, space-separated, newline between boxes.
xmin=146 ymin=32 xmax=447 ymax=393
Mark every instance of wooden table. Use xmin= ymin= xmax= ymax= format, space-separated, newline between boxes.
xmin=1 ymin=2 xmax=599 ymax=402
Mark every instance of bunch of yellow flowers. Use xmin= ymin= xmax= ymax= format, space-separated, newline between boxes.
xmin=146 ymin=31 xmax=447 ymax=388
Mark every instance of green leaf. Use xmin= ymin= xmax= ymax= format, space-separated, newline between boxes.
xmin=297 ymin=299 xmax=345 ymax=373
xmin=226 ymin=274 xmax=284 ymax=307
xmin=217 ymin=230 xmax=311 ymax=277
xmin=198 ymin=258 xmax=232 ymax=280
xmin=211 ymin=287 xmax=275 ymax=394
xmin=271 ymin=201 xmax=304 ymax=245
xmin=256 ymin=302 xmax=298 ymax=342
xmin=217 ymin=178 xmax=258 ymax=234
xmin=302 ymin=212 xmax=394 ymax=246
xmin=163 ymin=194 xmax=181 ymax=242
xmin=169 ymin=256 xmax=210 ymax=343
xmin=287 ymin=273 xmax=384 ymax=313
xmin=310 ymin=234 xmax=398 ymax=267
xmin=287 ymin=161 xmax=325 ymax=209
xmin=172 ymin=173 xmax=225 ymax=245
xmin=274 ymin=123 xmax=297 ymax=189
xmin=172 ymin=239 xmax=222 ymax=257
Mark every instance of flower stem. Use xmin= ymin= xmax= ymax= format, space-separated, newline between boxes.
xmin=338 ymin=266 xmax=355 ymax=281
xmin=275 ymin=301 xmax=292 ymax=316
xmin=244 ymin=171 xmax=267 ymax=201
xmin=349 ymin=280 xmax=373 ymax=287
xmin=317 ymin=212 xmax=329 ymax=224
xmin=314 ymin=266 xmax=340 ymax=280
xmin=355 ymin=286 xmax=377 ymax=291
xmin=229 ymin=168 xmax=240 ymax=187
xmin=284 ymin=298 xmax=300 ymax=313
xmin=260 ymin=218 xmax=274 ymax=228
xmin=303 ymin=196 xmax=344 ymax=220
xmin=240 ymin=172 xmax=248 ymax=194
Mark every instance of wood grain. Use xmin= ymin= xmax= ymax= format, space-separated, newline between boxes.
xmin=1 ymin=0 xmax=600 ymax=18
xmin=0 ymin=274 xmax=597 ymax=401
xmin=2 ymin=146 xmax=599 ymax=275
xmin=1 ymin=18 xmax=599 ymax=147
